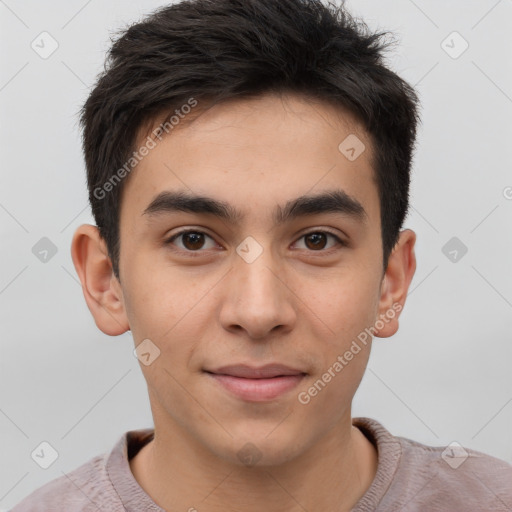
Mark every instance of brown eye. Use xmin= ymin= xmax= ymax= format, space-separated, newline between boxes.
xmin=166 ymin=230 xmax=217 ymax=252
xmin=181 ymin=232 xmax=205 ymax=250
xmin=294 ymin=231 xmax=343 ymax=251
xmin=304 ymin=232 xmax=328 ymax=250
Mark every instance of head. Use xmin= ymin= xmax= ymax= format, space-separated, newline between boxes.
xmin=72 ymin=0 xmax=418 ymax=467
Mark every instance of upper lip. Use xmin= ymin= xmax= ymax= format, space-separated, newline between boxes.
xmin=205 ymin=364 xmax=306 ymax=379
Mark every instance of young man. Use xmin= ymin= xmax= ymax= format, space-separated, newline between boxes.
xmin=11 ymin=0 xmax=512 ymax=510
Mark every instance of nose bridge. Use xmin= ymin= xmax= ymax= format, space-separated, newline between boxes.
xmin=220 ymin=237 xmax=296 ymax=337
xmin=234 ymin=239 xmax=284 ymax=306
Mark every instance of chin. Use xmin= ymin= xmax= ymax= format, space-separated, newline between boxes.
xmin=207 ymin=425 xmax=311 ymax=469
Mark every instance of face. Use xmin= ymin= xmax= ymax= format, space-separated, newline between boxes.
xmin=82 ymin=92 xmax=412 ymax=467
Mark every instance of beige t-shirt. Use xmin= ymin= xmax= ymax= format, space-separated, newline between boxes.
xmin=10 ymin=417 xmax=512 ymax=511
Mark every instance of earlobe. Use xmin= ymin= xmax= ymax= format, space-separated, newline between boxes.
xmin=71 ymin=224 xmax=130 ymax=336
xmin=374 ymin=229 xmax=416 ymax=338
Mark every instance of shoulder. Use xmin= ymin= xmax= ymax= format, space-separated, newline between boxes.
xmin=393 ymin=433 xmax=512 ymax=510
xmin=353 ymin=417 xmax=512 ymax=512
xmin=10 ymin=448 xmax=122 ymax=512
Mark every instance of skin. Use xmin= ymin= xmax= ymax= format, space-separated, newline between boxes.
xmin=71 ymin=92 xmax=416 ymax=512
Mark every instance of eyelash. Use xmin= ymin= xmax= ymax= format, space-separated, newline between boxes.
xmin=164 ymin=228 xmax=347 ymax=256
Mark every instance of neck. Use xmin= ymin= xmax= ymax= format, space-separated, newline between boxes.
xmin=129 ymin=417 xmax=378 ymax=512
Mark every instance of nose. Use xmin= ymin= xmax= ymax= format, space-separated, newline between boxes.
xmin=218 ymin=245 xmax=297 ymax=340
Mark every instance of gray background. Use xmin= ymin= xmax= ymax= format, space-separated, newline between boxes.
xmin=1 ymin=0 xmax=511 ymax=508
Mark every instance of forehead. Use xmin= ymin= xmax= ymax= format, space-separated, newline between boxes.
xmin=121 ymin=92 xmax=379 ymax=228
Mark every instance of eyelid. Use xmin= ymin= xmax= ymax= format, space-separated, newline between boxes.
xmin=291 ymin=228 xmax=347 ymax=251
xmin=165 ymin=228 xmax=221 ymax=253
xmin=164 ymin=227 xmax=348 ymax=253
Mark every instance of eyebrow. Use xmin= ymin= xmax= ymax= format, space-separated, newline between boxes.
xmin=142 ymin=189 xmax=367 ymax=226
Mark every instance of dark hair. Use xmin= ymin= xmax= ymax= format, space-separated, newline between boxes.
xmin=80 ymin=0 xmax=420 ymax=279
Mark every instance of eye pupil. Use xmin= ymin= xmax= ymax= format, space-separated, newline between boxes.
xmin=305 ymin=233 xmax=327 ymax=250
xmin=183 ymin=232 xmax=204 ymax=250
xmin=172 ymin=230 xmax=338 ymax=253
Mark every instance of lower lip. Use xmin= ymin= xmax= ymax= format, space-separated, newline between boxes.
xmin=207 ymin=373 xmax=305 ymax=402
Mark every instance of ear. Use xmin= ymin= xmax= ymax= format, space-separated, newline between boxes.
xmin=373 ymin=229 xmax=416 ymax=338
xmin=70 ymin=224 xmax=130 ymax=336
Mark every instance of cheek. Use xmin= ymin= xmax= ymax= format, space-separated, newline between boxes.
xmin=122 ymin=266 xmax=214 ymax=374
xmin=121 ymin=256 xmax=200 ymax=340
xmin=299 ymin=288 xmax=377 ymax=416
xmin=311 ymin=269 xmax=381 ymax=403
xmin=297 ymin=267 xmax=381 ymax=348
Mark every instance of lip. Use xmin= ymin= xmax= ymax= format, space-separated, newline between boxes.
xmin=204 ymin=364 xmax=307 ymax=402
xmin=206 ymin=363 xmax=306 ymax=379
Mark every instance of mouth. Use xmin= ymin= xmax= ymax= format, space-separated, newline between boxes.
xmin=203 ymin=363 xmax=307 ymax=402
